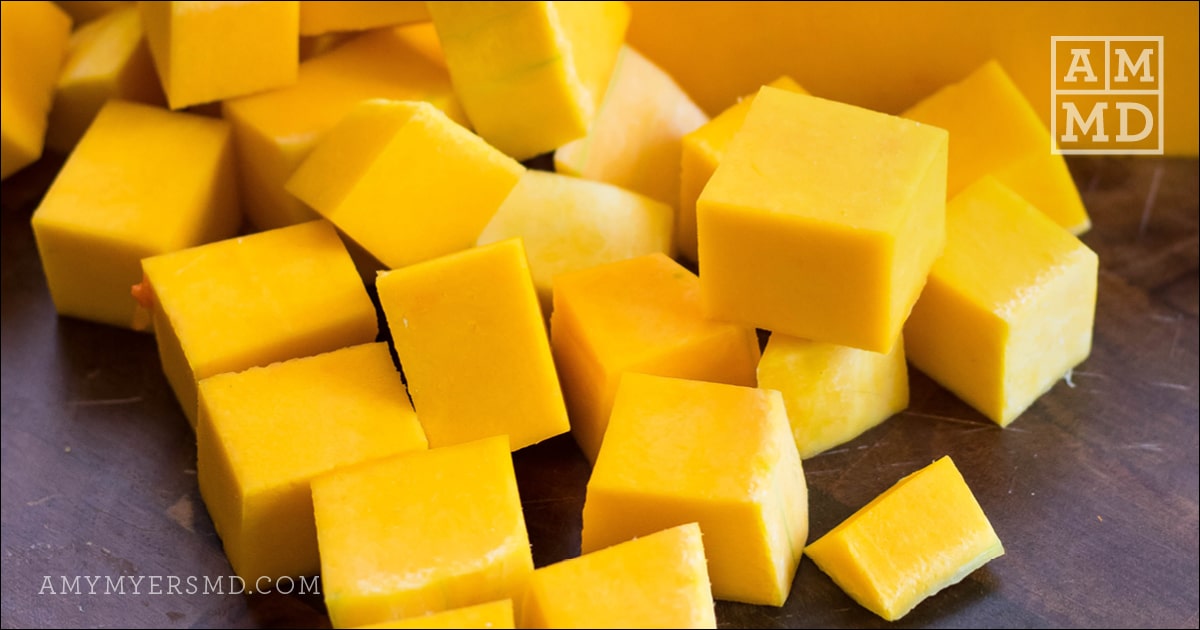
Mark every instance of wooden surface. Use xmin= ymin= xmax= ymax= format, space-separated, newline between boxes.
xmin=1 ymin=154 xmax=1197 ymax=629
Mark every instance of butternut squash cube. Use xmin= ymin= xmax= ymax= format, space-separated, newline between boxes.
xmin=224 ymin=24 xmax=464 ymax=231
xmin=299 ymin=1 xmax=428 ymax=36
xmin=32 ymin=100 xmax=239 ymax=330
xmin=904 ymin=177 xmax=1098 ymax=426
xmin=286 ymin=99 xmax=523 ymax=269
xmin=139 ymin=1 xmax=298 ymax=109
xmin=45 ymin=5 xmax=163 ymax=153
xmin=196 ymin=342 xmax=428 ymax=583
xmin=476 ymin=170 xmax=675 ymax=314
xmin=805 ymin=456 xmax=1004 ymax=621
xmin=376 ymin=239 xmax=569 ymax=451
xmin=903 ymin=60 xmax=1090 ymax=234
xmin=758 ymin=333 xmax=909 ymax=460
xmin=698 ymin=87 xmax=948 ymax=353
xmin=312 ymin=436 xmax=533 ymax=628
xmin=582 ymin=373 xmax=808 ymax=606
xmin=357 ymin=600 xmax=514 ymax=629
xmin=428 ymin=1 xmax=629 ymax=160
xmin=522 ymin=523 xmax=716 ymax=629
xmin=1 ymin=0 xmax=71 ymax=179
xmin=555 ymin=45 xmax=709 ymax=210
xmin=678 ymin=76 xmax=807 ymax=261
xmin=550 ymin=253 xmax=760 ymax=463
xmin=141 ymin=220 xmax=378 ymax=428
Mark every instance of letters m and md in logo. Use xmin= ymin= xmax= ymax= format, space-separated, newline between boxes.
xmin=1051 ymin=36 xmax=1164 ymax=155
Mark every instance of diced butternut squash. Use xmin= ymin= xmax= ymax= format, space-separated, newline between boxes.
xmin=32 ymin=100 xmax=238 ymax=330
xmin=45 ymin=5 xmax=163 ymax=153
xmin=904 ymin=177 xmax=1098 ymax=426
xmin=550 ymin=253 xmax=760 ymax=462
xmin=678 ymin=76 xmax=807 ymax=261
xmin=555 ymin=44 xmax=708 ymax=210
xmin=376 ymin=239 xmax=569 ymax=451
xmin=141 ymin=220 xmax=378 ymax=428
xmin=476 ymin=170 xmax=674 ymax=314
xmin=224 ymin=24 xmax=464 ymax=231
xmin=1 ymin=0 xmax=71 ymax=179
xmin=582 ymin=373 xmax=808 ymax=606
xmin=428 ymin=1 xmax=629 ymax=160
xmin=299 ymin=1 xmax=428 ymax=36
xmin=698 ymin=87 xmax=948 ymax=353
xmin=522 ymin=523 xmax=716 ymax=629
xmin=312 ymin=436 xmax=533 ymax=629
xmin=356 ymin=600 xmax=514 ymax=629
xmin=757 ymin=333 xmax=909 ymax=459
xmin=902 ymin=60 xmax=1090 ymax=234
xmin=139 ymin=1 xmax=298 ymax=109
xmin=286 ymin=99 xmax=523 ymax=269
xmin=805 ymin=456 xmax=1004 ymax=621
xmin=196 ymin=343 xmax=428 ymax=583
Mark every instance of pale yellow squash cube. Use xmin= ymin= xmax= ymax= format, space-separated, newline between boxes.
xmin=141 ymin=220 xmax=378 ymax=428
xmin=805 ymin=456 xmax=1004 ymax=621
xmin=376 ymin=239 xmax=569 ymax=451
xmin=299 ymin=1 xmax=428 ymax=36
xmin=286 ymin=99 xmax=523 ymax=269
xmin=312 ymin=436 xmax=533 ymax=628
xmin=582 ymin=373 xmax=808 ymax=606
xmin=1 ymin=0 xmax=71 ymax=179
xmin=904 ymin=177 xmax=1098 ymax=426
xmin=356 ymin=600 xmax=514 ymax=629
xmin=196 ymin=343 xmax=428 ymax=583
xmin=522 ymin=523 xmax=716 ymax=629
xmin=698 ymin=87 xmax=948 ymax=353
xmin=32 ymin=100 xmax=239 ymax=330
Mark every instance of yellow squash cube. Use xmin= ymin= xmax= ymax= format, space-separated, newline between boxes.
xmin=45 ymin=5 xmax=163 ymax=153
xmin=522 ymin=523 xmax=716 ymax=629
xmin=357 ymin=600 xmax=514 ymax=629
xmin=582 ymin=373 xmax=808 ymax=606
xmin=555 ymin=45 xmax=709 ymax=210
xmin=141 ymin=220 xmax=378 ymax=428
xmin=904 ymin=177 xmax=1098 ymax=426
xmin=376 ymin=239 xmax=569 ymax=451
xmin=903 ymin=60 xmax=1090 ymax=234
xmin=312 ymin=436 xmax=534 ymax=628
xmin=299 ymin=1 xmax=428 ymax=36
xmin=476 ymin=170 xmax=675 ymax=314
xmin=550 ymin=253 xmax=760 ymax=463
xmin=286 ymin=99 xmax=523 ymax=269
xmin=32 ymin=100 xmax=239 ymax=329
xmin=678 ymin=76 xmax=807 ymax=262
xmin=428 ymin=1 xmax=629 ymax=160
xmin=698 ymin=87 xmax=948 ymax=353
xmin=758 ymin=333 xmax=909 ymax=460
xmin=805 ymin=456 xmax=1004 ymax=621
xmin=1 ymin=1 xmax=71 ymax=179
xmin=139 ymin=1 xmax=298 ymax=109
xmin=224 ymin=24 xmax=464 ymax=231
xmin=196 ymin=342 xmax=428 ymax=582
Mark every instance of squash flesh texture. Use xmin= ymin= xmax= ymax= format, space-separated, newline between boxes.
xmin=359 ymin=599 xmax=514 ymax=629
xmin=1 ymin=1 xmax=72 ymax=179
xmin=298 ymin=1 xmax=429 ymax=36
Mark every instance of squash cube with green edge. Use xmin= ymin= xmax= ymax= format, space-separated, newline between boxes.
xmin=376 ymin=238 xmax=569 ymax=451
xmin=139 ymin=1 xmax=298 ymax=109
xmin=805 ymin=456 xmax=1004 ymax=621
xmin=698 ymin=87 xmax=947 ymax=353
xmin=521 ymin=523 xmax=716 ymax=629
xmin=299 ymin=1 xmax=429 ymax=36
xmin=1 ymin=0 xmax=71 ymax=180
xmin=223 ymin=23 xmax=465 ymax=231
xmin=476 ymin=170 xmax=675 ymax=315
xmin=678 ymin=76 xmax=807 ymax=262
xmin=356 ymin=599 xmax=514 ymax=630
xmin=582 ymin=373 xmax=808 ymax=606
xmin=904 ymin=176 xmax=1098 ymax=426
xmin=550 ymin=253 xmax=759 ymax=463
xmin=196 ymin=342 xmax=428 ymax=583
xmin=140 ymin=220 xmax=378 ymax=428
xmin=757 ymin=332 xmax=909 ymax=460
xmin=32 ymin=100 xmax=239 ymax=330
xmin=903 ymin=59 xmax=1090 ymax=234
xmin=286 ymin=99 xmax=523 ymax=270
xmin=428 ymin=1 xmax=629 ymax=160
xmin=312 ymin=436 xmax=533 ymax=628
